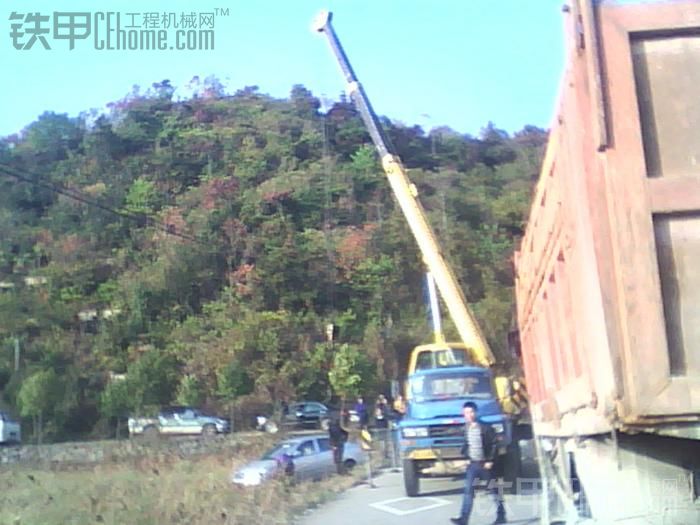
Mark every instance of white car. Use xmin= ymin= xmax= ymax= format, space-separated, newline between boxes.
xmin=231 ymin=433 xmax=366 ymax=486
xmin=0 ymin=411 xmax=21 ymax=444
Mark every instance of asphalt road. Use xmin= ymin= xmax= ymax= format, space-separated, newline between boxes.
xmin=298 ymin=469 xmax=542 ymax=525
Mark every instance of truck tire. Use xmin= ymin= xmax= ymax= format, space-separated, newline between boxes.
xmin=403 ymin=459 xmax=420 ymax=497
xmin=202 ymin=423 xmax=217 ymax=437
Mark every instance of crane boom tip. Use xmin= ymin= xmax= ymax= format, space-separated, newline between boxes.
xmin=311 ymin=10 xmax=332 ymax=33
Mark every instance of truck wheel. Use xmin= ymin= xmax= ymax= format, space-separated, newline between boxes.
xmin=202 ymin=423 xmax=217 ymax=437
xmin=403 ymin=459 xmax=420 ymax=497
xmin=144 ymin=425 xmax=159 ymax=440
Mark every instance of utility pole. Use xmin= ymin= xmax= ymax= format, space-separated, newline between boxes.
xmin=14 ymin=337 xmax=20 ymax=371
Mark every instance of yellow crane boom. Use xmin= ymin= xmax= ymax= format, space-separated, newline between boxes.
xmin=313 ymin=10 xmax=494 ymax=367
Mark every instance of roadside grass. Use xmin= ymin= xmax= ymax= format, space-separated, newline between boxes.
xmin=0 ymin=437 xmax=369 ymax=525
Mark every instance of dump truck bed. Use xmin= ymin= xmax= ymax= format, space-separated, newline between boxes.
xmin=515 ymin=0 xmax=700 ymax=439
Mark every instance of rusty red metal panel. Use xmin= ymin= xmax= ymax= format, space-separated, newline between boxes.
xmin=516 ymin=0 xmax=700 ymax=433
xmin=598 ymin=0 xmax=700 ymax=417
xmin=520 ymin=328 xmax=542 ymax=404
xmin=558 ymin=254 xmax=583 ymax=379
xmin=543 ymin=287 xmax=564 ymax=391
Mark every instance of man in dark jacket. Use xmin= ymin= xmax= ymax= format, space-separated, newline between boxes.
xmin=328 ymin=413 xmax=349 ymax=474
xmin=451 ymin=402 xmax=507 ymax=525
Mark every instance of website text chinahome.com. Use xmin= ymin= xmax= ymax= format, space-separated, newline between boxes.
xmin=9 ymin=10 xmax=228 ymax=51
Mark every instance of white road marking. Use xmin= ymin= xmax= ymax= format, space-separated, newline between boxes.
xmin=369 ymin=496 xmax=451 ymax=516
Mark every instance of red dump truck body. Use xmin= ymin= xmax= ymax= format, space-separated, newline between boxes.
xmin=514 ymin=1 xmax=699 ymax=522
xmin=516 ymin=0 xmax=700 ymax=439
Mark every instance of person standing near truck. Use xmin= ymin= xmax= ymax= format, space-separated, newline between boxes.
xmin=354 ymin=396 xmax=368 ymax=428
xmin=328 ymin=412 xmax=349 ymax=474
xmin=374 ymin=394 xmax=390 ymax=459
xmin=374 ymin=395 xmax=389 ymax=429
xmin=392 ymin=394 xmax=407 ymax=420
xmin=451 ymin=402 xmax=506 ymax=525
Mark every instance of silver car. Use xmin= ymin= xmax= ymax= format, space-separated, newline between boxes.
xmin=128 ymin=406 xmax=230 ymax=437
xmin=231 ymin=433 xmax=366 ymax=486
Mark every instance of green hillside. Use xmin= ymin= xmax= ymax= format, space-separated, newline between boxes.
xmin=0 ymin=79 xmax=546 ymax=441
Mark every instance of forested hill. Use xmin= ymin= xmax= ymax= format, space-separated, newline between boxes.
xmin=0 ymin=79 xmax=547 ymax=440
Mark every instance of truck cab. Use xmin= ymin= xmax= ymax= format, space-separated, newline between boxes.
xmin=398 ymin=366 xmax=512 ymax=496
xmin=407 ymin=342 xmax=526 ymax=417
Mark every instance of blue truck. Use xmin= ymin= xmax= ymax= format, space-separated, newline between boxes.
xmin=398 ymin=366 xmax=517 ymax=497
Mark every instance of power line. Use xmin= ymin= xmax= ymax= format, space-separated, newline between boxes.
xmin=0 ymin=163 xmax=207 ymax=245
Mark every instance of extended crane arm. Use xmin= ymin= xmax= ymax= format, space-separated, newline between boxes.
xmin=314 ymin=10 xmax=495 ymax=367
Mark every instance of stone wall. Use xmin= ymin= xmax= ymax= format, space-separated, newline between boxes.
xmin=0 ymin=433 xmax=258 ymax=467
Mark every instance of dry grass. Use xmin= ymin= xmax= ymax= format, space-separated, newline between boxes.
xmin=0 ymin=437 xmax=366 ymax=525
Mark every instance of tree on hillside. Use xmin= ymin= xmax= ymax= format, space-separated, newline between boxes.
xmin=17 ymin=369 xmax=59 ymax=444
xmin=126 ymin=350 xmax=180 ymax=412
xmin=328 ymin=343 xmax=376 ymax=406
xmin=100 ymin=378 xmax=132 ymax=438
xmin=175 ymin=374 xmax=204 ymax=407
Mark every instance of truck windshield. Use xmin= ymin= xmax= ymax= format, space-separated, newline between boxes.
xmin=415 ymin=348 xmax=468 ymax=370
xmin=409 ymin=372 xmax=493 ymax=402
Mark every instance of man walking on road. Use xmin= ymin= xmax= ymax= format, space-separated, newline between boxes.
xmin=451 ymin=402 xmax=507 ymax=525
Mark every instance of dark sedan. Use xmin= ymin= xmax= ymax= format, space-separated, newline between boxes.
xmin=284 ymin=402 xmax=330 ymax=430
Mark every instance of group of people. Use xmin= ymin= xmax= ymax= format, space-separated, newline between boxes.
xmin=327 ymin=393 xmax=407 ymax=474
xmin=351 ymin=394 xmax=407 ymax=429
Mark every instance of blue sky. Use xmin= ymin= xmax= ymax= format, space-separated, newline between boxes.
xmin=1 ymin=0 xmax=564 ymax=138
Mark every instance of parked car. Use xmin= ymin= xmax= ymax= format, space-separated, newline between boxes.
xmin=0 ymin=411 xmax=21 ymax=445
xmin=283 ymin=402 xmax=330 ymax=430
xmin=128 ymin=406 xmax=230 ymax=438
xmin=231 ymin=433 xmax=366 ymax=486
